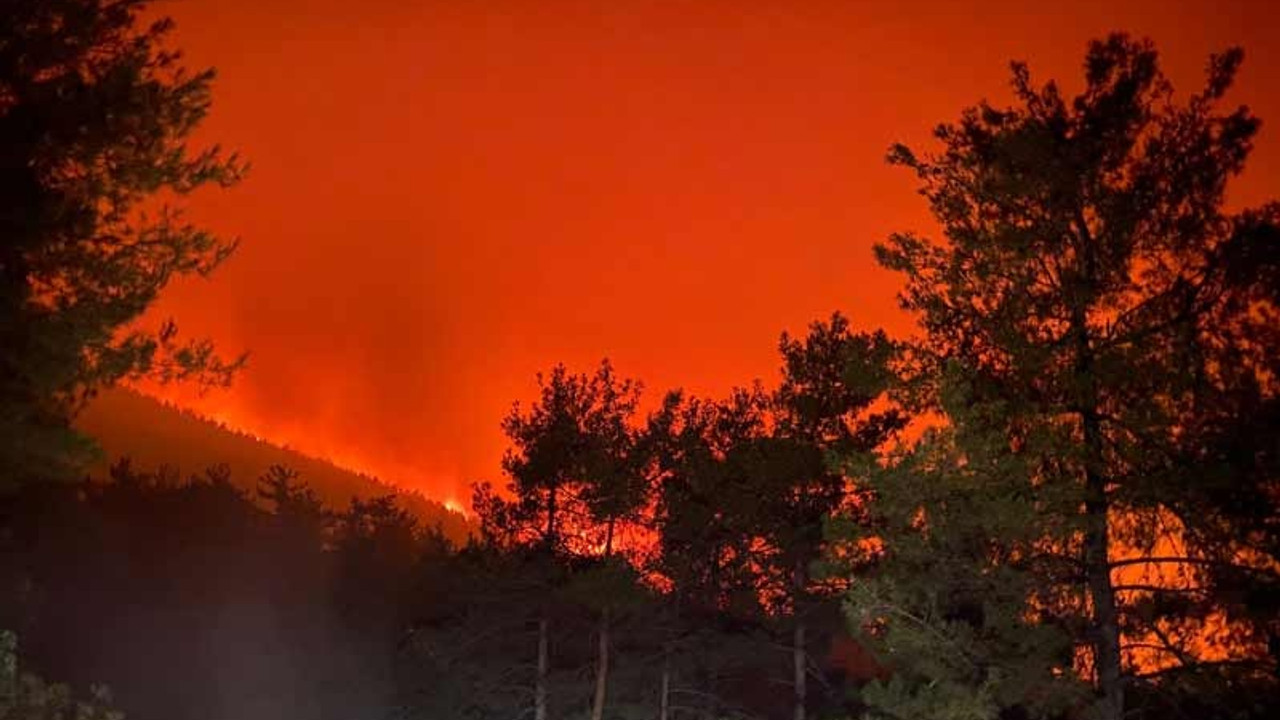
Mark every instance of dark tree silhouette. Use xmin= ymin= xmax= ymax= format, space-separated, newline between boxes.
xmin=7 ymin=8 xmax=1272 ymax=720
xmin=642 ymin=316 xmax=903 ymax=720
xmin=763 ymin=313 xmax=903 ymax=720
xmin=0 ymin=459 xmax=455 ymax=720
xmin=472 ymin=359 xmax=643 ymax=720
xmin=647 ymin=388 xmax=777 ymax=720
xmin=0 ymin=0 xmax=246 ymax=487
xmin=841 ymin=33 xmax=1280 ymax=720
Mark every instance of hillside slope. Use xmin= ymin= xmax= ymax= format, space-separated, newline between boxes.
xmin=76 ymin=388 xmax=472 ymax=543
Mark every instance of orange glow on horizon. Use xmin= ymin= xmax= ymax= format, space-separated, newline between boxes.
xmin=134 ymin=0 xmax=1279 ymax=507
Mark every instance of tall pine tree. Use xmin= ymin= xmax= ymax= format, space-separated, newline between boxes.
xmin=472 ymin=360 xmax=644 ymax=720
xmin=764 ymin=314 xmax=903 ymax=720
xmin=840 ymin=34 xmax=1279 ymax=720
xmin=0 ymin=0 xmax=246 ymax=486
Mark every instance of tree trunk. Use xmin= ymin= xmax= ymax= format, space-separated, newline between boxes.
xmin=536 ymin=615 xmax=549 ymax=720
xmin=659 ymin=643 xmax=671 ymax=720
xmin=545 ymin=485 xmax=558 ymax=550
xmin=590 ymin=518 xmax=616 ymax=720
xmin=590 ymin=607 xmax=610 ymax=720
xmin=1084 ymin=413 xmax=1123 ymax=720
xmin=793 ymin=562 xmax=807 ymax=720
xmin=1070 ymin=217 xmax=1124 ymax=720
xmin=793 ymin=618 xmax=806 ymax=720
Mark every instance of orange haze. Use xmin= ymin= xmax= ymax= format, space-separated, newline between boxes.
xmin=138 ymin=0 xmax=1279 ymax=505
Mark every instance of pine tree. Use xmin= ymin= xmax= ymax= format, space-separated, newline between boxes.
xmin=0 ymin=0 xmax=246 ymax=487
xmin=757 ymin=314 xmax=903 ymax=720
xmin=647 ymin=314 xmax=903 ymax=720
xmin=472 ymin=359 xmax=644 ymax=720
xmin=840 ymin=34 xmax=1279 ymax=720
xmin=648 ymin=388 xmax=775 ymax=720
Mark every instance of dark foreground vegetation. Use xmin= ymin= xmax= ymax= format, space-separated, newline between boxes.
xmin=2 ymin=2 xmax=1277 ymax=720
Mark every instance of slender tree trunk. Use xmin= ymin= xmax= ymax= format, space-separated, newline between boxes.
xmin=792 ymin=562 xmax=807 ymax=720
xmin=536 ymin=615 xmax=549 ymax=720
xmin=545 ymin=485 xmax=558 ymax=549
xmin=659 ymin=642 xmax=671 ymax=720
xmin=1084 ymin=412 xmax=1123 ymax=720
xmin=793 ymin=619 xmax=806 ymax=720
xmin=591 ymin=607 xmax=611 ymax=720
xmin=591 ymin=519 xmax=616 ymax=720
xmin=1070 ymin=217 xmax=1124 ymax=720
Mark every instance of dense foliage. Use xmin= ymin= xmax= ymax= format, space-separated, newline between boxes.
xmin=0 ymin=3 xmax=1275 ymax=720
xmin=838 ymin=33 xmax=1279 ymax=720
xmin=0 ymin=315 xmax=897 ymax=720
xmin=0 ymin=0 xmax=244 ymax=487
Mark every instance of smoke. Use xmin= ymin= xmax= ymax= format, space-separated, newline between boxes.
xmin=143 ymin=0 xmax=1280 ymax=505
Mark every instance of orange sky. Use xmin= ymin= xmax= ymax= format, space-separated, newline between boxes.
xmin=141 ymin=0 xmax=1279 ymax=505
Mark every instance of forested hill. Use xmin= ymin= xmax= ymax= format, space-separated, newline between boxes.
xmin=76 ymin=388 xmax=472 ymax=543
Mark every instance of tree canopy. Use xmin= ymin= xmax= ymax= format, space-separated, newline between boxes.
xmin=0 ymin=0 xmax=245 ymax=486
xmin=841 ymin=32 xmax=1280 ymax=720
xmin=2 ymin=7 xmax=1277 ymax=720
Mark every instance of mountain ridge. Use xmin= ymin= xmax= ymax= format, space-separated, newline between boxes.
xmin=76 ymin=388 xmax=473 ymax=543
